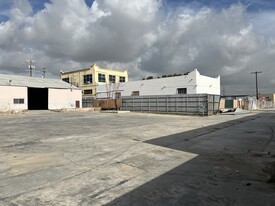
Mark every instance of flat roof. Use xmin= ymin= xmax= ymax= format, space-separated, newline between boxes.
xmin=60 ymin=68 xmax=90 ymax=75
xmin=61 ymin=64 xmax=127 ymax=75
xmin=0 ymin=74 xmax=80 ymax=89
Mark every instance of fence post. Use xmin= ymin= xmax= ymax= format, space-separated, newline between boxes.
xmin=125 ymin=99 xmax=127 ymax=111
xmin=198 ymin=95 xmax=200 ymax=115
xmin=156 ymin=97 xmax=158 ymax=112
xmin=166 ymin=96 xmax=168 ymax=112
xmin=196 ymin=95 xmax=200 ymax=115
xmin=207 ymin=95 xmax=209 ymax=116
xmin=140 ymin=97 xmax=142 ymax=112
xmin=186 ymin=95 xmax=188 ymax=114
xmin=176 ymin=96 xmax=178 ymax=112
xmin=149 ymin=97 xmax=150 ymax=112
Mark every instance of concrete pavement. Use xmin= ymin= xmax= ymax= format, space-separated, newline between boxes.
xmin=0 ymin=111 xmax=274 ymax=205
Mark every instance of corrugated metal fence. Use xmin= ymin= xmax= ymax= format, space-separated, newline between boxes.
xmin=121 ymin=94 xmax=220 ymax=116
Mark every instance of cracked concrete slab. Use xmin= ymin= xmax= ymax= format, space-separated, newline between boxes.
xmin=0 ymin=110 xmax=274 ymax=205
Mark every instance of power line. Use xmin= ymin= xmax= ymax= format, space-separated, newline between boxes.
xmin=251 ymin=71 xmax=262 ymax=100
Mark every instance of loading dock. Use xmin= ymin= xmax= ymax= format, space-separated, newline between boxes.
xmin=28 ymin=88 xmax=48 ymax=110
xmin=0 ymin=74 xmax=82 ymax=111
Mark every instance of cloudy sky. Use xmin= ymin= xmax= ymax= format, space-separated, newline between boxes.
xmin=0 ymin=0 xmax=275 ymax=94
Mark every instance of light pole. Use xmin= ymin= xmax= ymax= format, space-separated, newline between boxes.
xmin=251 ymin=71 xmax=262 ymax=100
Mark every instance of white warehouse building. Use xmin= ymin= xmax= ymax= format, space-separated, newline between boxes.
xmin=0 ymin=74 xmax=82 ymax=111
xmin=96 ymin=69 xmax=220 ymax=98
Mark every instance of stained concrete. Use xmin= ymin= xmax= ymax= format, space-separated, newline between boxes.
xmin=0 ymin=110 xmax=274 ymax=205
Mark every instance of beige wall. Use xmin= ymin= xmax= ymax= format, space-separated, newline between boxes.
xmin=0 ymin=86 xmax=28 ymax=111
xmin=48 ymin=88 xmax=82 ymax=110
xmin=60 ymin=64 xmax=128 ymax=97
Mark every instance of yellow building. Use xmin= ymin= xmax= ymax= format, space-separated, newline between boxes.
xmin=60 ymin=64 xmax=128 ymax=98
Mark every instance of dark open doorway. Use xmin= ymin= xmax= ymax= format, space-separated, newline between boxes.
xmin=28 ymin=88 xmax=48 ymax=110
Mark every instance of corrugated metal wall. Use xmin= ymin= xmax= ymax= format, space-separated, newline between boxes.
xmin=207 ymin=95 xmax=220 ymax=116
xmin=121 ymin=94 xmax=220 ymax=116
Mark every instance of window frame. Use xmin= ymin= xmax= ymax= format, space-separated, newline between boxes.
xmin=131 ymin=91 xmax=140 ymax=96
xmin=119 ymin=76 xmax=126 ymax=83
xmin=109 ymin=75 xmax=116 ymax=83
xmin=83 ymin=74 xmax=92 ymax=84
xmin=177 ymin=88 xmax=187 ymax=94
xmin=98 ymin=73 xmax=106 ymax=83
xmin=13 ymin=98 xmax=24 ymax=104
xmin=83 ymin=89 xmax=93 ymax=95
xmin=62 ymin=78 xmax=69 ymax=83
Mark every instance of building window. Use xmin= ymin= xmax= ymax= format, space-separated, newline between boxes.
xmin=177 ymin=88 xmax=187 ymax=94
xmin=83 ymin=89 xmax=93 ymax=95
xmin=14 ymin=98 xmax=24 ymax=104
xmin=119 ymin=76 xmax=126 ymax=82
xmin=62 ymin=78 xmax=69 ymax=83
xmin=83 ymin=74 xmax=92 ymax=84
xmin=109 ymin=75 xmax=116 ymax=83
xmin=98 ymin=73 xmax=106 ymax=82
xmin=131 ymin=91 xmax=139 ymax=96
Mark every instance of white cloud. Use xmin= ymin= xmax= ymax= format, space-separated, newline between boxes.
xmin=10 ymin=0 xmax=32 ymax=23
xmin=0 ymin=0 xmax=274 ymax=93
xmin=101 ymin=0 xmax=162 ymax=23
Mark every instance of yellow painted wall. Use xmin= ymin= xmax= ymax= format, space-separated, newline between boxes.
xmin=60 ymin=64 xmax=128 ymax=97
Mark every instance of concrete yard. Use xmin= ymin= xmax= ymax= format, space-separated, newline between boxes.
xmin=0 ymin=110 xmax=274 ymax=205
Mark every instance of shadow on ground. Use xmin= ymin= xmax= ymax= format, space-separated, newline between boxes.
xmin=107 ymin=113 xmax=275 ymax=206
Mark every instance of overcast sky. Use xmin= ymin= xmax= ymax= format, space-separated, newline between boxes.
xmin=0 ymin=0 xmax=275 ymax=94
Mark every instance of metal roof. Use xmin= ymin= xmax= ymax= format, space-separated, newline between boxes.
xmin=0 ymin=74 xmax=80 ymax=89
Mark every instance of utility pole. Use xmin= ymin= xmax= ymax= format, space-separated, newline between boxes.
xmin=26 ymin=59 xmax=35 ymax=77
xmin=251 ymin=71 xmax=262 ymax=100
xmin=42 ymin=68 xmax=48 ymax=78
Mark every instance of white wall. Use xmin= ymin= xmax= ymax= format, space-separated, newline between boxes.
xmin=48 ymin=88 xmax=82 ymax=110
xmin=96 ymin=69 xmax=220 ymax=98
xmin=0 ymin=86 xmax=28 ymax=111
xmin=196 ymin=71 xmax=220 ymax=95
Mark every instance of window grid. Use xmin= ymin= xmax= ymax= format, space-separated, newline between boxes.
xmin=177 ymin=88 xmax=187 ymax=94
xmin=14 ymin=98 xmax=24 ymax=104
xmin=109 ymin=75 xmax=116 ymax=83
xmin=83 ymin=74 xmax=92 ymax=84
xmin=119 ymin=76 xmax=126 ymax=83
xmin=98 ymin=73 xmax=106 ymax=82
